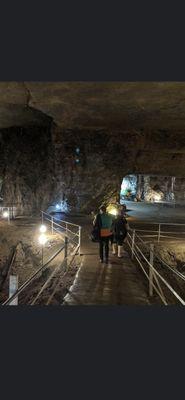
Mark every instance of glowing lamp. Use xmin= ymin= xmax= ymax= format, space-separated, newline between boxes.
xmin=107 ymin=206 xmax=118 ymax=216
xmin=39 ymin=224 xmax=47 ymax=233
xmin=153 ymin=194 xmax=161 ymax=202
xmin=56 ymin=204 xmax=60 ymax=210
xmin=110 ymin=208 xmax=118 ymax=216
xmin=38 ymin=234 xmax=47 ymax=246
xmin=121 ymin=181 xmax=128 ymax=191
xmin=3 ymin=211 xmax=9 ymax=218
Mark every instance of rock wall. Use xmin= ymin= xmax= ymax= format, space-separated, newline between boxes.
xmin=51 ymin=126 xmax=123 ymax=212
xmin=0 ymin=125 xmax=56 ymax=214
xmin=0 ymin=125 xmax=124 ymax=214
xmin=134 ymin=175 xmax=185 ymax=202
xmin=2 ymin=123 xmax=185 ymax=215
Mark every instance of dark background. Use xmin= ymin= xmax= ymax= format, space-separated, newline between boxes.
xmin=1 ymin=1 xmax=185 ymax=398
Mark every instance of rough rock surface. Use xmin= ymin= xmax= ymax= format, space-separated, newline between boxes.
xmin=1 ymin=82 xmax=185 ymax=213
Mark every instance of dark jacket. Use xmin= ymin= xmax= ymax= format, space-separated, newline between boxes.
xmin=112 ymin=216 xmax=127 ymax=241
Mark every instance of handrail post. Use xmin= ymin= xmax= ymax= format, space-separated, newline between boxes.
xmin=158 ymin=224 xmax=161 ymax=243
xmin=8 ymin=207 xmax=10 ymax=225
xmin=41 ymin=245 xmax=44 ymax=273
xmin=131 ymin=229 xmax=135 ymax=259
xmin=66 ymin=222 xmax=68 ymax=233
xmin=64 ymin=236 xmax=68 ymax=258
xmin=149 ymin=243 xmax=154 ymax=297
xmin=79 ymin=226 xmax=82 ymax=255
xmin=9 ymin=275 xmax=18 ymax=305
xmin=41 ymin=211 xmax=43 ymax=224
xmin=51 ymin=216 xmax=54 ymax=234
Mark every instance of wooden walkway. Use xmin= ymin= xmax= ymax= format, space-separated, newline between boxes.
xmin=63 ymin=219 xmax=150 ymax=305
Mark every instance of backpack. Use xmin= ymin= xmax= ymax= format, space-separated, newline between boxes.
xmin=90 ymin=214 xmax=102 ymax=242
xmin=90 ymin=226 xmax=100 ymax=242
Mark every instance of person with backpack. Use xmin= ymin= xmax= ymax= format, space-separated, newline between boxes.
xmin=112 ymin=209 xmax=128 ymax=258
xmin=93 ymin=205 xmax=113 ymax=264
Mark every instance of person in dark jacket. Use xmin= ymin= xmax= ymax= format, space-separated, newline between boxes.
xmin=93 ymin=205 xmax=113 ymax=264
xmin=112 ymin=210 xmax=127 ymax=258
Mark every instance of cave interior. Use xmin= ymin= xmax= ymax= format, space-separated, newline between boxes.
xmin=1 ymin=82 xmax=185 ymax=215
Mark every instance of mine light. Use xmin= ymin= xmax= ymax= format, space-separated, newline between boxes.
xmin=55 ymin=200 xmax=69 ymax=213
xmin=39 ymin=224 xmax=47 ymax=233
xmin=153 ymin=194 xmax=161 ymax=202
xmin=107 ymin=205 xmax=118 ymax=216
xmin=38 ymin=233 xmax=47 ymax=267
xmin=121 ymin=181 xmax=128 ymax=191
xmin=38 ymin=233 xmax=47 ymax=246
xmin=3 ymin=211 xmax=9 ymax=218
xmin=109 ymin=208 xmax=118 ymax=216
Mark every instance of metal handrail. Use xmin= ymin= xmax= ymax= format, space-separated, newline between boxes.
xmin=127 ymin=238 xmax=168 ymax=304
xmin=133 ymin=230 xmax=185 ymax=282
xmin=132 ymin=222 xmax=185 ymax=226
xmin=2 ymin=212 xmax=82 ymax=305
xmin=2 ymin=244 xmax=65 ymax=305
xmin=42 ymin=211 xmax=81 ymax=240
xmin=132 ymin=243 xmax=180 ymax=305
xmin=130 ymin=221 xmax=185 ymax=243
xmin=30 ymin=241 xmax=80 ymax=305
xmin=42 ymin=211 xmax=80 ymax=228
xmin=126 ymin=231 xmax=185 ymax=305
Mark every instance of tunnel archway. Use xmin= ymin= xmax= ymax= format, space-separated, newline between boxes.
xmin=120 ymin=174 xmax=179 ymax=204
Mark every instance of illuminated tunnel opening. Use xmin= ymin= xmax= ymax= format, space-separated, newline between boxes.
xmin=120 ymin=174 xmax=176 ymax=204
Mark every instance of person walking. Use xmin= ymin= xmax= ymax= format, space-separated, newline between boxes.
xmin=93 ymin=205 xmax=113 ymax=264
xmin=112 ymin=210 xmax=128 ymax=258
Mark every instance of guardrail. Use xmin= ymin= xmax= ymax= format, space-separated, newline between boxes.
xmin=41 ymin=211 xmax=81 ymax=251
xmin=2 ymin=211 xmax=82 ymax=305
xmin=126 ymin=229 xmax=185 ymax=305
xmin=0 ymin=206 xmax=17 ymax=221
xmin=132 ymin=222 xmax=185 ymax=242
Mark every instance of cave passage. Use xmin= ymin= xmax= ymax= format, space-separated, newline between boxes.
xmin=120 ymin=174 xmax=178 ymax=203
xmin=1 ymin=82 xmax=185 ymax=305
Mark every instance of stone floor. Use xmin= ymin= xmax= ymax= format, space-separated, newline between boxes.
xmin=63 ymin=219 xmax=150 ymax=305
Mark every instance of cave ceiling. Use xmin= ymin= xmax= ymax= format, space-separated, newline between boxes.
xmin=2 ymin=82 xmax=185 ymax=210
xmin=0 ymin=82 xmax=185 ymax=131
